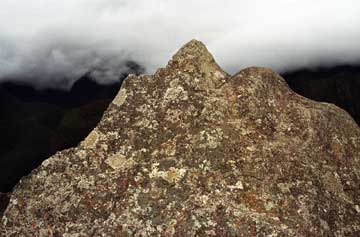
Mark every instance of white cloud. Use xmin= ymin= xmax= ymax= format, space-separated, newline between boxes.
xmin=0 ymin=0 xmax=360 ymax=88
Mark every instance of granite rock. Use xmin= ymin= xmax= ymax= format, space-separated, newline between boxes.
xmin=2 ymin=40 xmax=360 ymax=236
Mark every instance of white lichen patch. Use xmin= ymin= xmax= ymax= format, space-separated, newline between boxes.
xmin=169 ymin=78 xmax=180 ymax=87
xmin=41 ymin=158 xmax=54 ymax=168
xmin=106 ymin=131 xmax=120 ymax=140
xmin=246 ymin=146 xmax=256 ymax=152
xmin=197 ymin=128 xmax=224 ymax=149
xmin=150 ymin=164 xmax=186 ymax=184
xmin=199 ymin=160 xmax=211 ymax=172
xmin=77 ymin=176 xmax=95 ymax=190
xmin=228 ymin=181 xmax=244 ymax=190
xmin=162 ymin=86 xmax=188 ymax=107
xmin=113 ymin=88 xmax=128 ymax=106
xmin=165 ymin=109 xmax=182 ymax=123
xmin=355 ymin=205 xmax=360 ymax=213
xmin=75 ymin=150 xmax=87 ymax=159
xmin=214 ymin=71 xmax=226 ymax=79
xmin=164 ymin=167 xmax=187 ymax=183
xmin=82 ymin=130 xmax=100 ymax=148
xmin=105 ymin=153 xmax=135 ymax=171
xmin=194 ymin=195 xmax=210 ymax=206
xmin=136 ymin=104 xmax=154 ymax=114
xmin=135 ymin=118 xmax=157 ymax=129
xmin=264 ymin=201 xmax=275 ymax=211
xmin=277 ymin=183 xmax=292 ymax=193
xmin=160 ymin=140 xmax=177 ymax=156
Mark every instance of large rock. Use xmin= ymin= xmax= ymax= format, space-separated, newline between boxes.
xmin=1 ymin=40 xmax=360 ymax=236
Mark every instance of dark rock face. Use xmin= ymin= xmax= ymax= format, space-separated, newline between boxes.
xmin=283 ymin=65 xmax=360 ymax=125
xmin=2 ymin=40 xmax=360 ymax=236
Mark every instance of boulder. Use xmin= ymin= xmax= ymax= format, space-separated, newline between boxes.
xmin=2 ymin=40 xmax=360 ymax=236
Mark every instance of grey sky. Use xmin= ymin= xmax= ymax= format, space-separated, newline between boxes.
xmin=1 ymin=0 xmax=360 ymax=88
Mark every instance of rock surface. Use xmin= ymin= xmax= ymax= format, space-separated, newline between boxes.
xmin=2 ymin=40 xmax=360 ymax=236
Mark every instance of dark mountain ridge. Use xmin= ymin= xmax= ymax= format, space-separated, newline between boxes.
xmin=0 ymin=73 xmax=123 ymax=193
xmin=283 ymin=64 xmax=360 ymax=125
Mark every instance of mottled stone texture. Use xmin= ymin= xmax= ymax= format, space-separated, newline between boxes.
xmin=2 ymin=40 xmax=360 ymax=236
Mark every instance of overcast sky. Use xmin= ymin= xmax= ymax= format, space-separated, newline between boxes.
xmin=1 ymin=0 xmax=360 ymax=88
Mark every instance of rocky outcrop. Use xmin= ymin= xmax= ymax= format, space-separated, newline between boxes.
xmin=2 ymin=40 xmax=360 ymax=236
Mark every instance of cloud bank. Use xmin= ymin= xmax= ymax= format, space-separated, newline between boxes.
xmin=1 ymin=0 xmax=360 ymax=88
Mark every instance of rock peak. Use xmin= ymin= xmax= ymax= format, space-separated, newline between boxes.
xmin=168 ymin=39 xmax=228 ymax=88
xmin=172 ymin=39 xmax=211 ymax=61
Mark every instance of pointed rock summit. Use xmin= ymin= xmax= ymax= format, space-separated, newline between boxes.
xmin=2 ymin=41 xmax=360 ymax=236
xmin=172 ymin=39 xmax=213 ymax=62
xmin=170 ymin=40 xmax=224 ymax=74
xmin=166 ymin=39 xmax=228 ymax=90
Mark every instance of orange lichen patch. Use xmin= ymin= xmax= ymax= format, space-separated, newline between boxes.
xmin=330 ymin=138 xmax=346 ymax=159
xmin=243 ymin=193 xmax=266 ymax=213
xmin=243 ymin=193 xmax=279 ymax=218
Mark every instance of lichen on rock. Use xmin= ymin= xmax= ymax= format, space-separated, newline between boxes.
xmin=105 ymin=153 xmax=135 ymax=171
xmin=2 ymin=40 xmax=360 ymax=236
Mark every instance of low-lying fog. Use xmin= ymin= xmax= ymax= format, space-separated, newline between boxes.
xmin=1 ymin=0 xmax=360 ymax=89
